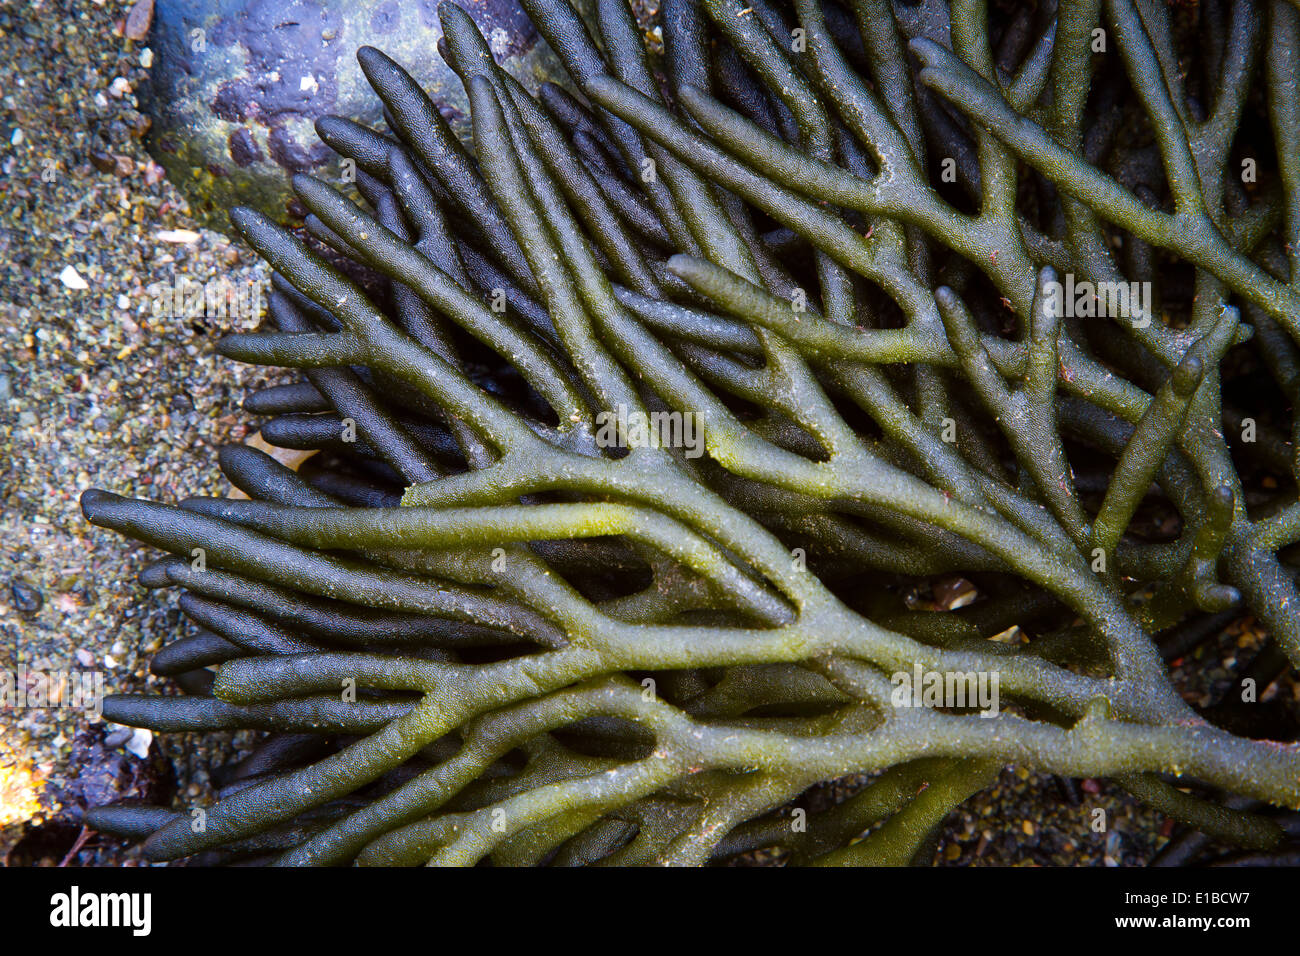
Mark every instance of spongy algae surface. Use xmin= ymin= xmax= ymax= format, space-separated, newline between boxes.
xmin=80 ymin=0 xmax=1300 ymax=865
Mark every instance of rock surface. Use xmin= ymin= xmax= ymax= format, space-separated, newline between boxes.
xmin=142 ymin=0 xmax=572 ymax=232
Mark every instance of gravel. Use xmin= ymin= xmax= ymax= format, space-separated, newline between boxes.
xmin=0 ymin=0 xmax=282 ymax=864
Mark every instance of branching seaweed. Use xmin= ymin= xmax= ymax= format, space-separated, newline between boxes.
xmin=83 ymin=0 xmax=1300 ymax=866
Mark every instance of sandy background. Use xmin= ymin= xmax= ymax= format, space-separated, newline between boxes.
xmin=0 ymin=0 xmax=282 ymax=864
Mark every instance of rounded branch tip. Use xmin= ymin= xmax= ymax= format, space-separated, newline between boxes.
xmin=356 ymin=44 xmax=395 ymax=75
xmin=1171 ymin=356 xmax=1204 ymax=396
xmin=1197 ymin=583 xmax=1242 ymax=613
xmin=906 ymin=37 xmax=943 ymax=64
xmin=676 ymin=84 xmax=707 ymax=112
xmin=666 ymin=253 xmax=703 ymax=277
xmin=80 ymin=487 xmax=121 ymax=521
xmin=228 ymin=205 xmax=271 ymax=243
xmin=1211 ymin=484 xmax=1235 ymax=512
xmin=137 ymin=561 xmax=174 ymax=588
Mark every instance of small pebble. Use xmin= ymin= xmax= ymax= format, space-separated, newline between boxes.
xmin=126 ymin=729 xmax=154 ymax=760
xmin=90 ymin=150 xmax=116 ymax=174
xmin=58 ymin=265 xmax=89 ymax=290
xmin=156 ymin=228 xmax=200 ymax=243
xmin=10 ymin=580 xmax=44 ymax=615
xmin=125 ymin=0 xmax=154 ymax=41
